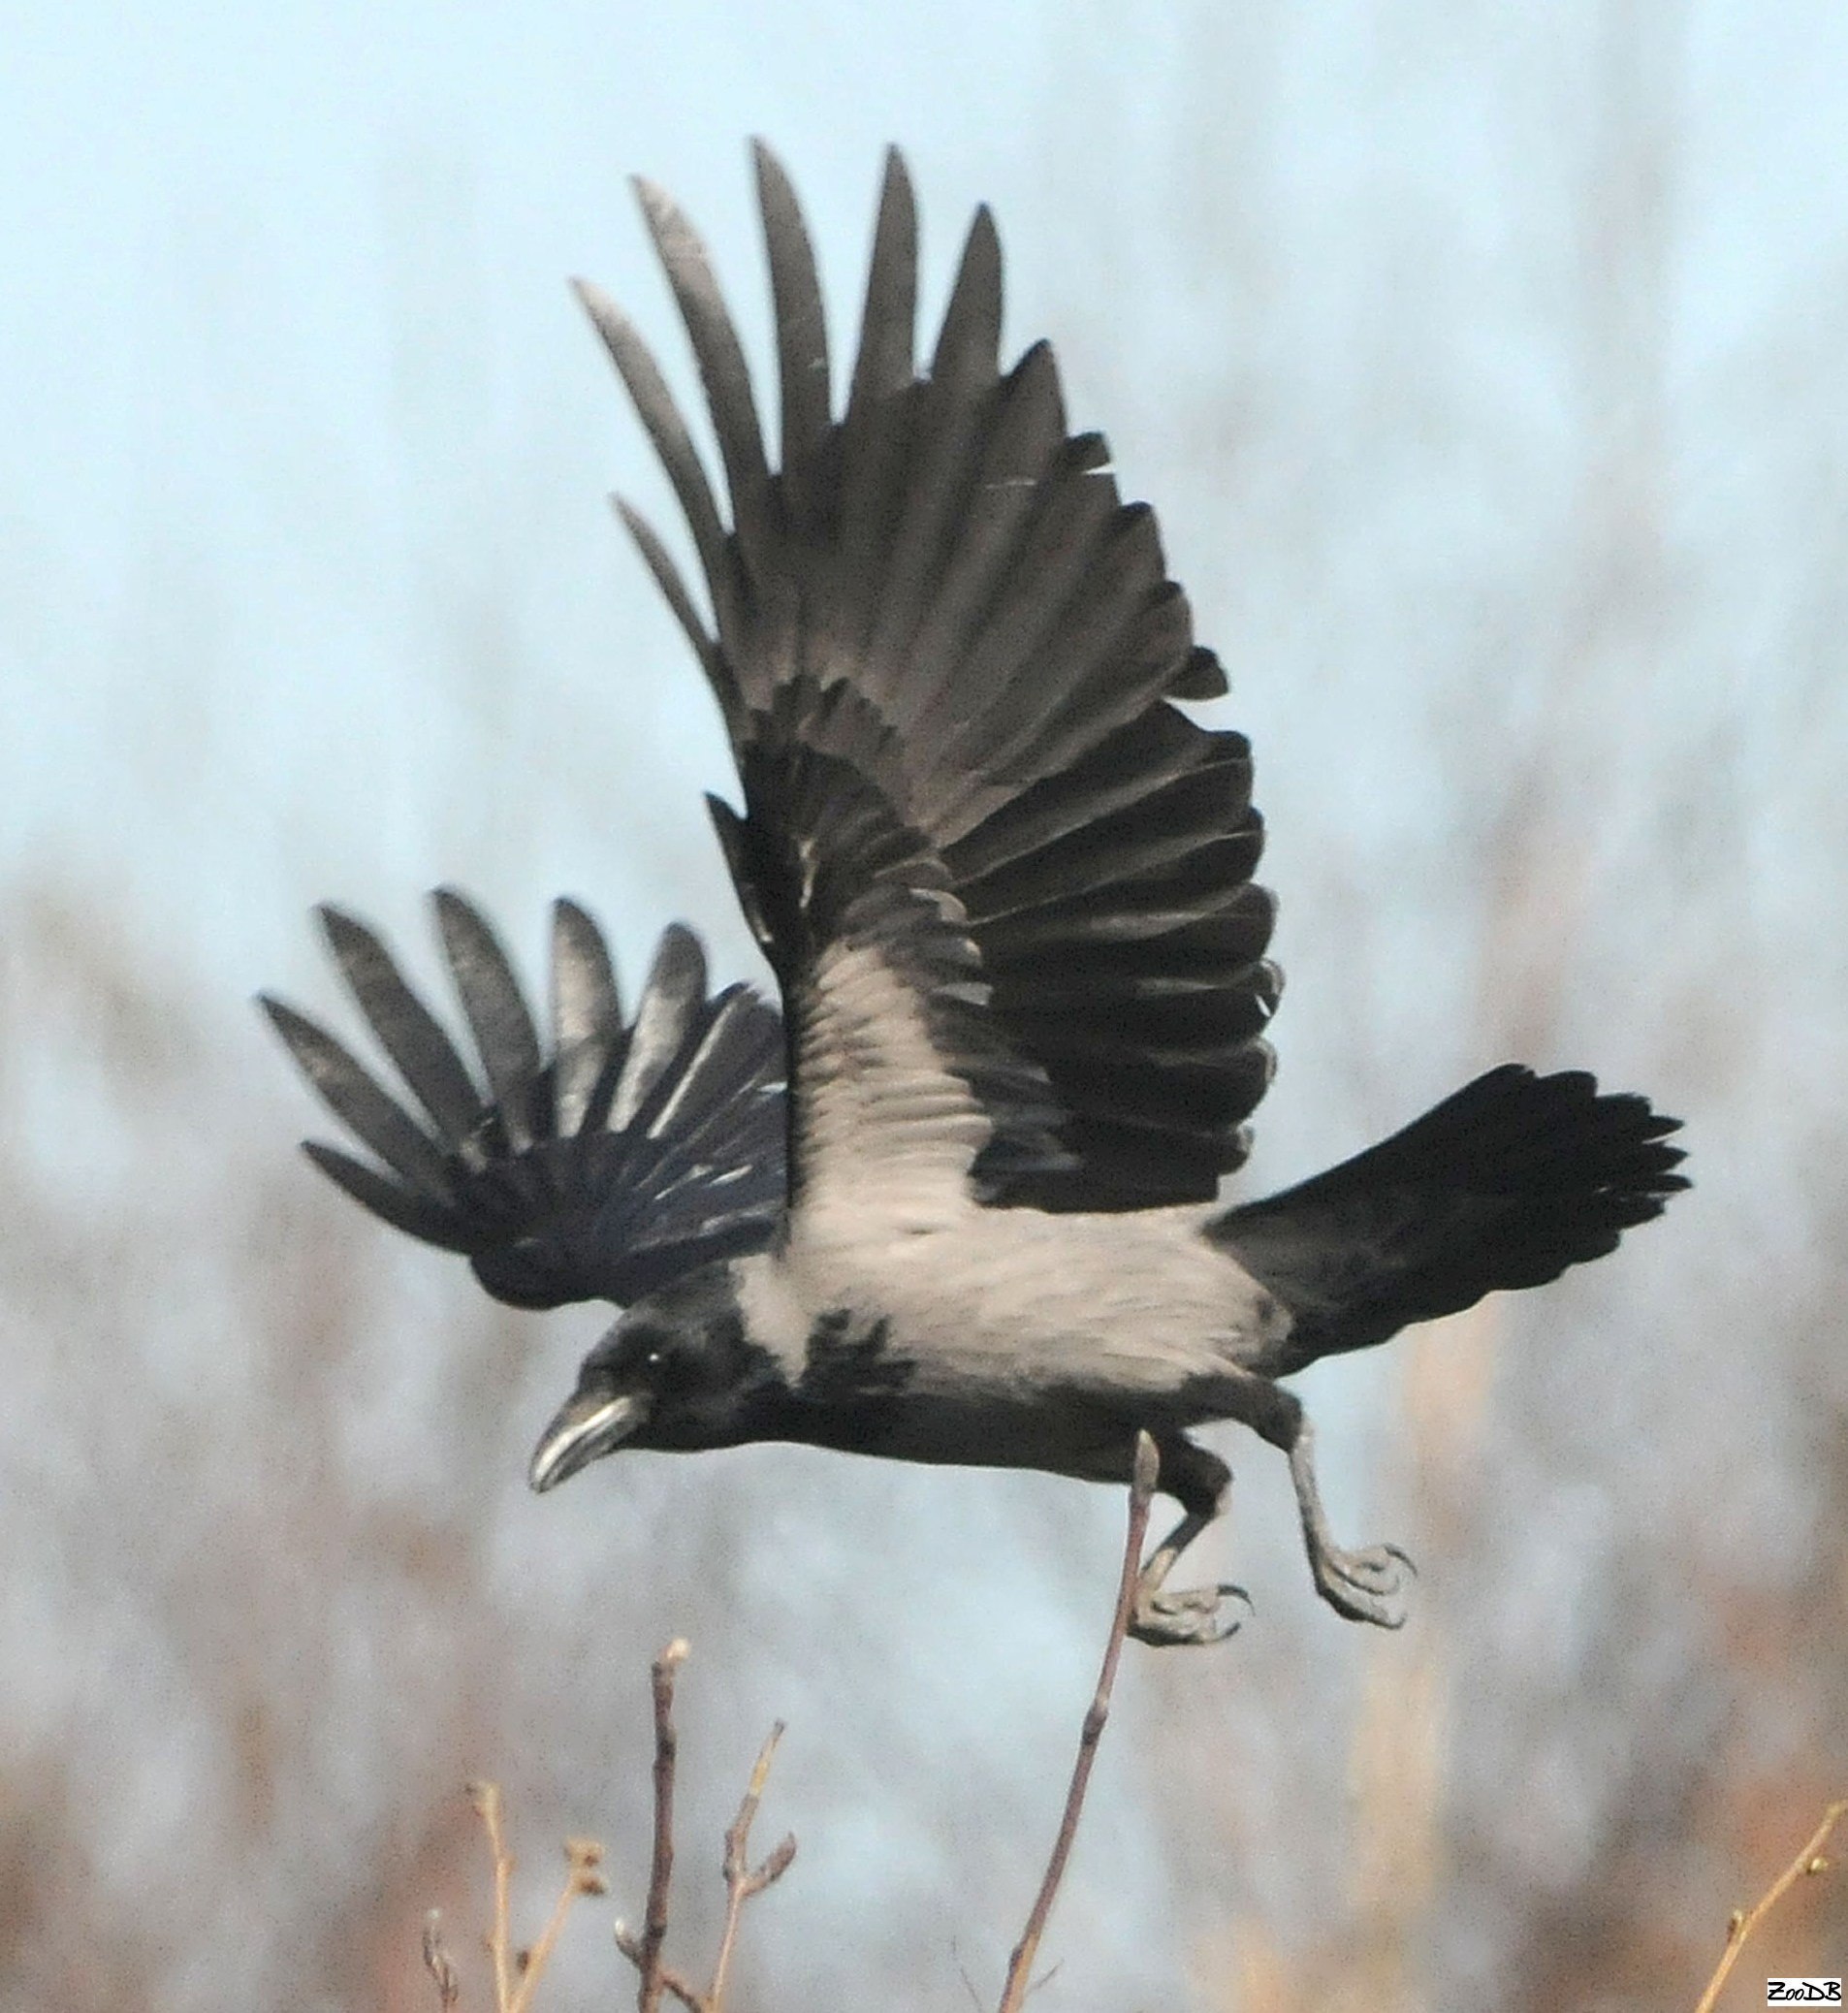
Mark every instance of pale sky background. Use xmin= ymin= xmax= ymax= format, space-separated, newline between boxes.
xmin=7 ymin=1 xmax=1847 ymax=985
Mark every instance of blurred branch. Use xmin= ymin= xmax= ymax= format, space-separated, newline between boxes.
xmin=710 ymin=1722 xmax=798 ymax=2009
xmin=613 ymin=1640 xmax=797 ymax=2013
xmin=469 ymin=1779 xmax=516 ymax=2009
xmin=423 ymin=1911 xmax=461 ymax=2009
xmin=511 ymin=1838 xmax=608 ymax=2013
xmin=612 ymin=1936 xmax=701 ymax=2013
xmin=1692 ymin=1798 xmax=1846 ymax=2013
xmin=460 ymin=1781 xmax=609 ymax=2013
xmin=639 ymin=1640 xmax=689 ymax=2013
xmin=997 ymin=1429 xmax=1159 ymax=2013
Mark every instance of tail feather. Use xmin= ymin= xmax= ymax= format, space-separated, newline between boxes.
xmin=1212 ymin=1065 xmax=1686 ymax=1375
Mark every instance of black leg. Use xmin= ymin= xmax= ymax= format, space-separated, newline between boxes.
xmin=1128 ymin=1436 xmax=1252 ymax=1647
xmin=1232 ymin=1377 xmax=1414 ymax=1628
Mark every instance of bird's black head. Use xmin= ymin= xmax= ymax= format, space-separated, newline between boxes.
xmin=526 ymin=1263 xmax=779 ymax=1492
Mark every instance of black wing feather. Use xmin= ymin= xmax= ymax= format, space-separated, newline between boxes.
xmin=609 ymin=924 xmax=705 ymax=1128
xmin=264 ymin=898 xmax=786 ymax=1309
xmin=614 ymin=497 xmax=729 ymax=701
xmin=587 ymin=144 xmax=1277 ymax=1211
xmin=303 ymin=1140 xmax=473 ymax=1250
xmin=548 ymin=896 xmax=623 ymax=1134
xmin=861 ymin=207 xmax=1004 ymax=690
xmin=263 ymin=998 xmax=458 ymax=1201
xmin=574 ymin=278 xmax=745 ymax=680
xmin=318 ymin=905 xmax=483 ymax=1148
xmin=751 ymin=139 xmax=832 ymax=531
xmin=434 ymin=889 xmax=547 ymax=1153
xmin=838 ymin=151 xmax=920 ymax=673
xmin=633 ymin=179 xmax=778 ymax=587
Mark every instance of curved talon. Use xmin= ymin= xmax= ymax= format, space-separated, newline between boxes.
xmin=1313 ymin=1542 xmax=1414 ymax=1628
xmin=1130 ymin=1582 xmax=1252 ymax=1648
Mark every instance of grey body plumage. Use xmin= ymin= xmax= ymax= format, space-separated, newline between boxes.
xmin=265 ymin=144 xmax=1686 ymax=1642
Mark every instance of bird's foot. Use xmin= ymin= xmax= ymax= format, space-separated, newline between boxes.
xmin=1129 ymin=1581 xmax=1252 ymax=1648
xmin=1310 ymin=1538 xmax=1415 ymax=1628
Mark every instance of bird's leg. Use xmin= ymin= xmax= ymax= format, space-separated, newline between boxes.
xmin=1235 ymin=1375 xmax=1414 ymax=1628
xmin=1129 ymin=1438 xmax=1251 ymax=1648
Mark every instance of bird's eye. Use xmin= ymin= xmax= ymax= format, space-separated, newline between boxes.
xmin=639 ymin=1339 xmax=705 ymax=1396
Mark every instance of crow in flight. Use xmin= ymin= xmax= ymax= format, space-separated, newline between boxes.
xmin=265 ymin=144 xmax=1686 ymax=1644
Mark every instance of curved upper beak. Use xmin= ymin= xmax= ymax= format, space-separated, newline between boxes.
xmin=527 ymin=1387 xmax=650 ymax=1493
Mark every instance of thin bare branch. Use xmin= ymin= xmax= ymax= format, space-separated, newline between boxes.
xmin=1693 ymin=1798 xmax=1847 ymax=2013
xmin=996 ymin=1430 xmax=1160 ymax=2013
xmin=462 ymin=1784 xmax=609 ymax=2013
xmin=468 ymin=1779 xmax=516 ymax=2013
xmin=507 ymin=1837 xmax=609 ymax=2013
xmin=709 ymin=1721 xmax=797 ymax=2012
xmin=638 ymin=1639 xmax=691 ymax=2013
xmin=422 ymin=1910 xmax=461 ymax=2009
xmin=616 ymin=1920 xmax=703 ymax=2010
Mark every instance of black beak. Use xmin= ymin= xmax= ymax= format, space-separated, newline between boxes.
xmin=527 ymin=1388 xmax=651 ymax=1492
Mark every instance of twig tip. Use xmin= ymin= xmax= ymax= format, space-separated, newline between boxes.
xmin=1131 ymin=1430 xmax=1160 ymax=1497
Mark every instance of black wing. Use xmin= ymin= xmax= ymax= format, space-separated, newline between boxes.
xmin=580 ymin=144 xmax=1277 ymax=1216
xmin=262 ymin=892 xmax=786 ymax=1307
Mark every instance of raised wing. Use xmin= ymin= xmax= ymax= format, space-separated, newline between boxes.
xmin=583 ymin=144 xmax=1277 ymax=1215
xmin=262 ymin=893 xmax=786 ymax=1307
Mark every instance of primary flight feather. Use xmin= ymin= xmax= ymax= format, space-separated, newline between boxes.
xmin=264 ymin=144 xmax=1685 ymax=1643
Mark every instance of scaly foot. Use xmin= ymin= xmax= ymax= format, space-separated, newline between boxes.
xmin=1308 ymin=1538 xmax=1415 ymax=1628
xmin=1129 ymin=1580 xmax=1252 ymax=1647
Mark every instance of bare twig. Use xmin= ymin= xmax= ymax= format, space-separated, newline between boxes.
xmin=1693 ymin=1798 xmax=1847 ymax=2013
xmin=423 ymin=1910 xmax=461 ymax=2009
xmin=460 ymin=1785 xmax=610 ymax=2013
xmin=508 ymin=1838 xmax=609 ymax=2013
xmin=612 ymin=1668 xmax=798 ymax=2013
xmin=615 ymin=1922 xmax=704 ymax=2011
xmin=451 ymin=1647 xmax=798 ymax=2013
xmin=709 ymin=1722 xmax=798 ymax=2012
xmin=996 ymin=1430 xmax=1160 ymax=2013
xmin=468 ymin=1779 xmax=516 ymax=2012
xmin=637 ymin=1639 xmax=691 ymax=2013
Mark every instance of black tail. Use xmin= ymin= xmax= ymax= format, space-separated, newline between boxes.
xmin=1212 ymin=1066 xmax=1687 ymax=1375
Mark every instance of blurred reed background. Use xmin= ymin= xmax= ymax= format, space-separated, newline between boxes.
xmin=2 ymin=3 xmax=1845 ymax=2006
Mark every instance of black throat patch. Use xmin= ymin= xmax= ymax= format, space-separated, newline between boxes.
xmin=798 ymin=1308 xmax=917 ymax=1403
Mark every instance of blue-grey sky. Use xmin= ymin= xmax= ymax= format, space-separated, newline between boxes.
xmin=8 ymin=0 xmax=1847 ymax=1003
xmin=7 ymin=0 xmax=1065 ymax=990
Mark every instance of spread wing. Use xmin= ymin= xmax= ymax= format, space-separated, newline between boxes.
xmin=262 ymin=893 xmax=786 ymax=1306
xmin=583 ymin=143 xmax=1277 ymax=1222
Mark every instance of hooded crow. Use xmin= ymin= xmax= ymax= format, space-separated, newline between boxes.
xmin=264 ymin=144 xmax=1686 ymax=1644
